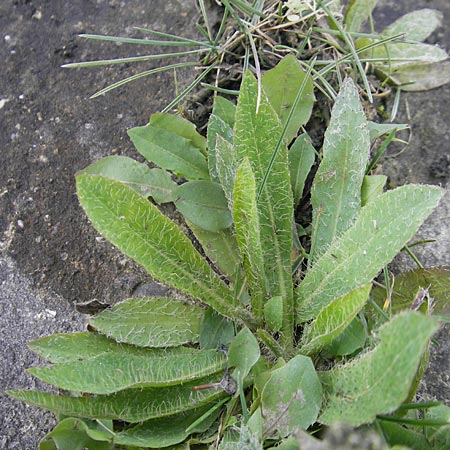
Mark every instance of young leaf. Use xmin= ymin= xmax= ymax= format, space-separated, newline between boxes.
xmin=368 ymin=121 xmax=408 ymax=143
xmin=8 ymin=374 xmax=226 ymax=422
xmin=264 ymin=296 xmax=283 ymax=333
xmin=381 ymin=9 xmax=443 ymax=43
xmin=207 ymin=96 xmax=236 ymax=183
xmin=344 ymin=0 xmax=378 ymax=32
xmin=261 ymin=355 xmax=322 ymax=436
xmin=299 ymin=284 xmax=371 ymax=356
xmin=90 ymin=297 xmax=204 ymax=347
xmin=199 ymin=308 xmax=235 ymax=350
xmin=296 ymin=185 xmax=444 ymax=322
xmin=79 ymin=156 xmax=177 ymax=203
xmin=361 ymin=175 xmax=386 ymax=206
xmin=128 ymin=123 xmax=209 ymax=180
xmin=228 ymin=327 xmax=260 ymax=385
xmin=323 ymin=317 xmax=367 ymax=357
xmin=29 ymin=349 xmax=226 ymax=394
xmin=233 ymin=158 xmax=267 ymax=319
xmin=76 ymin=175 xmax=252 ymax=325
xmin=309 ymin=77 xmax=370 ymax=265
xmin=289 ymin=134 xmax=316 ymax=207
xmin=261 ymin=55 xmax=315 ymax=143
xmin=174 ymin=180 xmax=233 ymax=232
xmin=234 ymin=71 xmax=294 ymax=344
xmin=318 ymin=311 xmax=439 ymax=426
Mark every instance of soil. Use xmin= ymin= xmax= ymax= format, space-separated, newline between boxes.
xmin=0 ymin=0 xmax=449 ymax=448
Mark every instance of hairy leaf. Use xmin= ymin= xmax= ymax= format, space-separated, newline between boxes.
xmin=261 ymin=55 xmax=315 ymax=143
xmin=233 ymin=158 xmax=266 ymax=318
xmin=300 ymin=285 xmax=371 ymax=356
xmin=318 ymin=312 xmax=439 ymax=426
xmin=261 ymin=355 xmax=322 ymax=436
xmin=76 ymin=175 xmax=251 ymax=324
xmin=79 ymin=156 xmax=177 ymax=204
xmin=264 ymin=296 xmax=283 ymax=333
xmin=309 ymin=78 xmax=370 ymax=265
xmin=296 ymin=185 xmax=444 ymax=322
xmin=345 ymin=0 xmax=378 ymax=32
xmin=234 ymin=71 xmax=294 ymax=342
xmin=215 ymin=135 xmax=238 ymax=207
xmin=174 ymin=180 xmax=232 ymax=232
xmin=361 ymin=175 xmax=386 ymax=206
xmin=289 ymin=134 xmax=316 ymax=207
xmin=200 ymin=308 xmax=235 ymax=350
xmin=8 ymin=374 xmax=225 ymax=422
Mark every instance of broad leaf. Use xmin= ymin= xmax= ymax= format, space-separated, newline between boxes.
xmin=29 ymin=349 xmax=226 ymax=394
xmin=207 ymin=96 xmax=236 ymax=183
xmin=174 ymin=180 xmax=232 ymax=232
xmin=361 ymin=175 xmax=386 ymax=206
xmin=233 ymin=158 xmax=266 ymax=319
xmin=90 ymin=297 xmax=204 ymax=347
xmin=229 ymin=327 xmax=260 ymax=387
xmin=76 ymin=175 xmax=252 ymax=324
xmin=8 ymin=374 xmax=226 ymax=422
xmin=234 ymin=71 xmax=294 ymax=342
xmin=79 ymin=156 xmax=177 ymax=203
xmin=289 ymin=134 xmax=315 ymax=207
xmin=261 ymin=55 xmax=315 ymax=143
xmin=200 ymin=308 xmax=235 ymax=350
xmin=318 ymin=311 xmax=439 ymax=426
xmin=264 ymin=296 xmax=283 ymax=333
xmin=382 ymin=9 xmax=443 ymax=43
xmin=261 ymin=355 xmax=322 ymax=436
xmin=345 ymin=0 xmax=378 ymax=32
xmin=324 ymin=317 xmax=366 ymax=356
xmin=296 ymin=185 xmax=444 ymax=322
xmin=128 ymin=123 xmax=209 ymax=180
xmin=309 ymin=77 xmax=370 ymax=265
xmin=300 ymin=284 xmax=371 ymax=356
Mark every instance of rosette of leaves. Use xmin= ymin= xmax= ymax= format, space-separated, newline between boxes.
xmin=8 ymin=56 xmax=449 ymax=449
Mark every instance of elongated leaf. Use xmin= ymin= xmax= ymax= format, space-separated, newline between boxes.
xmin=150 ymin=112 xmax=207 ymax=156
xmin=233 ymin=158 xmax=266 ymax=318
xmin=261 ymin=55 xmax=315 ymax=143
xmin=361 ymin=175 xmax=386 ymax=206
xmin=89 ymin=297 xmax=203 ymax=347
xmin=207 ymin=97 xmax=236 ymax=182
xmin=300 ymin=284 xmax=371 ymax=356
xmin=289 ymin=134 xmax=316 ymax=207
xmin=76 ymin=175 xmax=251 ymax=324
xmin=296 ymin=185 xmax=444 ymax=322
xmin=368 ymin=121 xmax=408 ymax=143
xmin=379 ymin=421 xmax=432 ymax=450
xmin=174 ymin=181 xmax=232 ymax=232
xmin=128 ymin=124 xmax=209 ymax=180
xmin=261 ymin=355 xmax=322 ymax=436
xmin=382 ymin=9 xmax=443 ymax=43
xmin=309 ymin=78 xmax=370 ymax=265
xmin=264 ymin=296 xmax=283 ymax=333
xmin=234 ymin=71 xmax=294 ymax=342
xmin=79 ymin=156 xmax=177 ymax=203
xmin=8 ymin=374 xmax=225 ymax=422
xmin=318 ymin=311 xmax=439 ymax=426
xmin=29 ymin=349 xmax=226 ymax=394
xmin=29 ymin=332 xmax=196 ymax=364
xmin=345 ymin=0 xmax=378 ymax=32
xmin=215 ymin=135 xmax=238 ymax=207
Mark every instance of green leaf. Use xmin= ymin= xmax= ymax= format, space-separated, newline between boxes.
xmin=261 ymin=355 xmax=322 ymax=436
xmin=79 ymin=156 xmax=177 ymax=204
xmin=361 ymin=175 xmax=386 ymax=206
xmin=174 ymin=180 xmax=232 ymax=232
xmin=207 ymin=96 xmax=236 ymax=183
xmin=382 ymin=9 xmax=443 ymax=42
xmin=379 ymin=421 xmax=432 ymax=450
xmin=128 ymin=123 xmax=209 ymax=180
xmin=296 ymin=185 xmax=444 ymax=322
xmin=233 ymin=158 xmax=266 ymax=319
xmin=200 ymin=308 xmax=235 ymax=350
xmin=368 ymin=121 xmax=408 ymax=143
xmin=318 ymin=311 xmax=439 ymax=426
xmin=150 ymin=112 xmax=207 ymax=156
xmin=90 ymin=297 xmax=204 ymax=347
xmin=38 ymin=418 xmax=114 ymax=450
xmin=289 ymin=134 xmax=315 ymax=207
xmin=228 ymin=327 xmax=260 ymax=385
xmin=76 ymin=175 xmax=250 ymax=324
xmin=427 ymin=404 xmax=450 ymax=448
xmin=29 ymin=332 xmax=195 ymax=364
xmin=300 ymin=284 xmax=371 ymax=356
xmin=264 ymin=296 xmax=283 ymax=333
xmin=261 ymin=55 xmax=315 ymax=143
xmin=344 ymin=0 xmax=378 ymax=32
xmin=8 ymin=374 xmax=226 ymax=422
xmin=29 ymin=349 xmax=226 ymax=394
xmin=235 ymin=71 xmax=294 ymax=344
xmin=371 ymin=266 xmax=450 ymax=315
xmin=324 ymin=317 xmax=367 ymax=356
xmin=309 ymin=77 xmax=370 ymax=265
xmin=215 ymin=135 xmax=238 ymax=207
